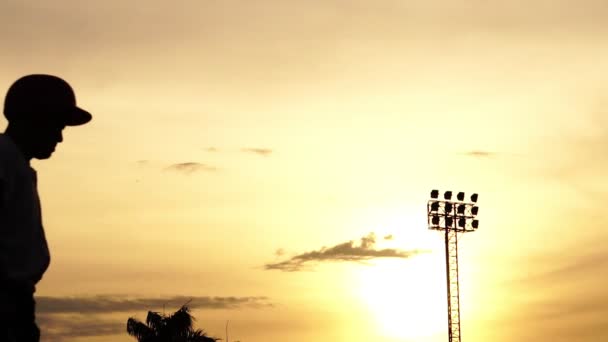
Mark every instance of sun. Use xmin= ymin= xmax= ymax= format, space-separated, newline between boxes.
xmin=348 ymin=204 xmax=449 ymax=339
xmin=355 ymin=255 xmax=447 ymax=340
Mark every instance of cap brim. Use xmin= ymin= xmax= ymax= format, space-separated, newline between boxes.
xmin=65 ymin=107 xmax=92 ymax=126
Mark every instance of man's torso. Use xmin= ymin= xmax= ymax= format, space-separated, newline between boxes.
xmin=0 ymin=133 xmax=50 ymax=288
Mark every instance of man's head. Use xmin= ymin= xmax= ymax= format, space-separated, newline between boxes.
xmin=3 ymin=74 xmax=92 ymax=159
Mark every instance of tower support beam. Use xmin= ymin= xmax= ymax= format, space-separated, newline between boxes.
xmin=445 ymin=229 xmax=461 ymax=342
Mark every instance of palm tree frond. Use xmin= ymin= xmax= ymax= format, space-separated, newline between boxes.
xmin=127 ymin=304 xmax=217 ymax=342
xmin=167 ymin=305 xmax=193 ymax=333
xmin=146 ymin=311 xmax=165 ymax=333
xmin=127 ymin=317 xmax=155 ymax=340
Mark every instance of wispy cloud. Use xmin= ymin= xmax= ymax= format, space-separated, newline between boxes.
xmin=38 ymin=315 xmax=124 ymax=341
xmin=242 ymin=148 xmax=273 ymax=156
xmin=461 ymin=150 xmax=497 ymax=158
xmin=166 ymin=162 xmax=218 ymax=174
xmin=265 ymin=233 xmax=425 ymax=272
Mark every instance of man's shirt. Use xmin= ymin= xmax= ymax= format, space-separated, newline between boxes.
xmin=0 ymin=133 xmax=50 ymax=289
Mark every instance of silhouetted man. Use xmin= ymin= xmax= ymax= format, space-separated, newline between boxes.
xmin=0 ymin=74 xmax=92 ymax=341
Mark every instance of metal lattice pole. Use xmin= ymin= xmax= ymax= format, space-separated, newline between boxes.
xmin=445 ymin=229 xmax=461 ymax=342
xmin=427 ymin=190 xmax=479 ymax=342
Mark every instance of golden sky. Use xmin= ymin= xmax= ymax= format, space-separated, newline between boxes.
xmin=1 ymin=0 xmax=608 ymax=341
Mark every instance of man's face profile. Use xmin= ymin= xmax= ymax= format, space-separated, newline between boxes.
xmin=26 ymin=115 xmax=65 ymax=160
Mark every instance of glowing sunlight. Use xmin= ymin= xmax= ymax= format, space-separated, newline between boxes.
xmin=356 ymin=255 xmax=446 ymax=340
xmin=351 ymin=206 xmax=447 ymax=339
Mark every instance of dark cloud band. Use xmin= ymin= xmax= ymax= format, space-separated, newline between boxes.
xmin=37 ymin=295 xmax=272 ymax=314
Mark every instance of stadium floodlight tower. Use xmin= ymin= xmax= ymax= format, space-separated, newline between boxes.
xmin=427 ymin=190 xmax=479 ymax=342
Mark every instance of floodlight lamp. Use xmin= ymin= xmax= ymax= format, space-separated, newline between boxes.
xmin=444 ymin=191 xmax=452 ymax=200
xmin=445 ymin=203 xmax=453 ymax=213
xmin=472 ymin=206 xmax=479 ymax=215
xmin=457 ymin=204 xmax=466 ymax=214
xmin=431 ymin=190 xmax=439 ymax=199
xmin=472 ymin=220 xmax=479 ymax=229
xmin=446 ymin=217 xmax=454 ymax=227
xmin=457 ymin=192 xmax=465 ymax=201
xmin=430 ymin=202 xmax=440 ymax=212
xmin=432 ymin=215 xmax=440 ymax=225
xmin=471 ymin=193 xmax=478 ymax=202
xmin=458 ymin=218 xmax=466 ymax=228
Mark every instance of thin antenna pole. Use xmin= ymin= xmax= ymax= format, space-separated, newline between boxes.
xmin=226 ymin=320 xmax=229 ymax=342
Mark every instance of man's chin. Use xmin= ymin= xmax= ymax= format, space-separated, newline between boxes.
xmin=34 ymin=150 xmax=54 ymax=160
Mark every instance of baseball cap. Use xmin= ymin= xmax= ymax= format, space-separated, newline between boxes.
xmin=3 ymin=74 xmax=92 ymax=126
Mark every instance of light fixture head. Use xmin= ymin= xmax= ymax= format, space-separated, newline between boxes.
xmin=471 ymin=193 xmax=478 ymax=203
xmin=458 ymin=218 xmax=466 ymax=228
xmin=444 ymin=191 xmax=452 ymax=200
xmin=431 ymin=215 xmax=440 ymax=225
xmin=457 ymin=204 xmax=466 ymax=214
xmin=431 ymin=190 xmax=439 ymax=199
xmin=472 ymin=206 xmax=479 ymax=216
xmin=446 ymin=217 xmax=454 ymax=227
xmin=472 ymin=220 xmax=479 ymax=229
xmin=430 ymin=202 xmax=440 ymax=212
xmin=445 ymin=202 xmax=453 ymax=213
xmin=457 ymin=192 xmax=465 ymax=201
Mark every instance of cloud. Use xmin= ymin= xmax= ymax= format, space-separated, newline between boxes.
xmin=241 ymin=148 xmax=273 ymax=156
xmin=383 ymin=234 xmax=394 ymax=240
xmin=265 ymin=233 xmax=425 ymax=272
xmin=166 ymin=162 xmax=218 ymax=174
xmin=461 ymin=150 xmax=496 ymax=158
xmin=275 ymin=248 xmax=286 ymax=257
xmin=37 ymin=295 xmax=272 ymax=314
xmin=135 ymin=160 xmax=218 ymax=173
xmin=38 ymin=315 xmax=124 ymax=341
xmin=205 ymin=147 xmax=219 ymax=152
xmin=35 ymin=295 xmax=271 ymax=341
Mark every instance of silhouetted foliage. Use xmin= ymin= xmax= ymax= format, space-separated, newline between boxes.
xmin=127 ymin=305 xmax=219 ymax=342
